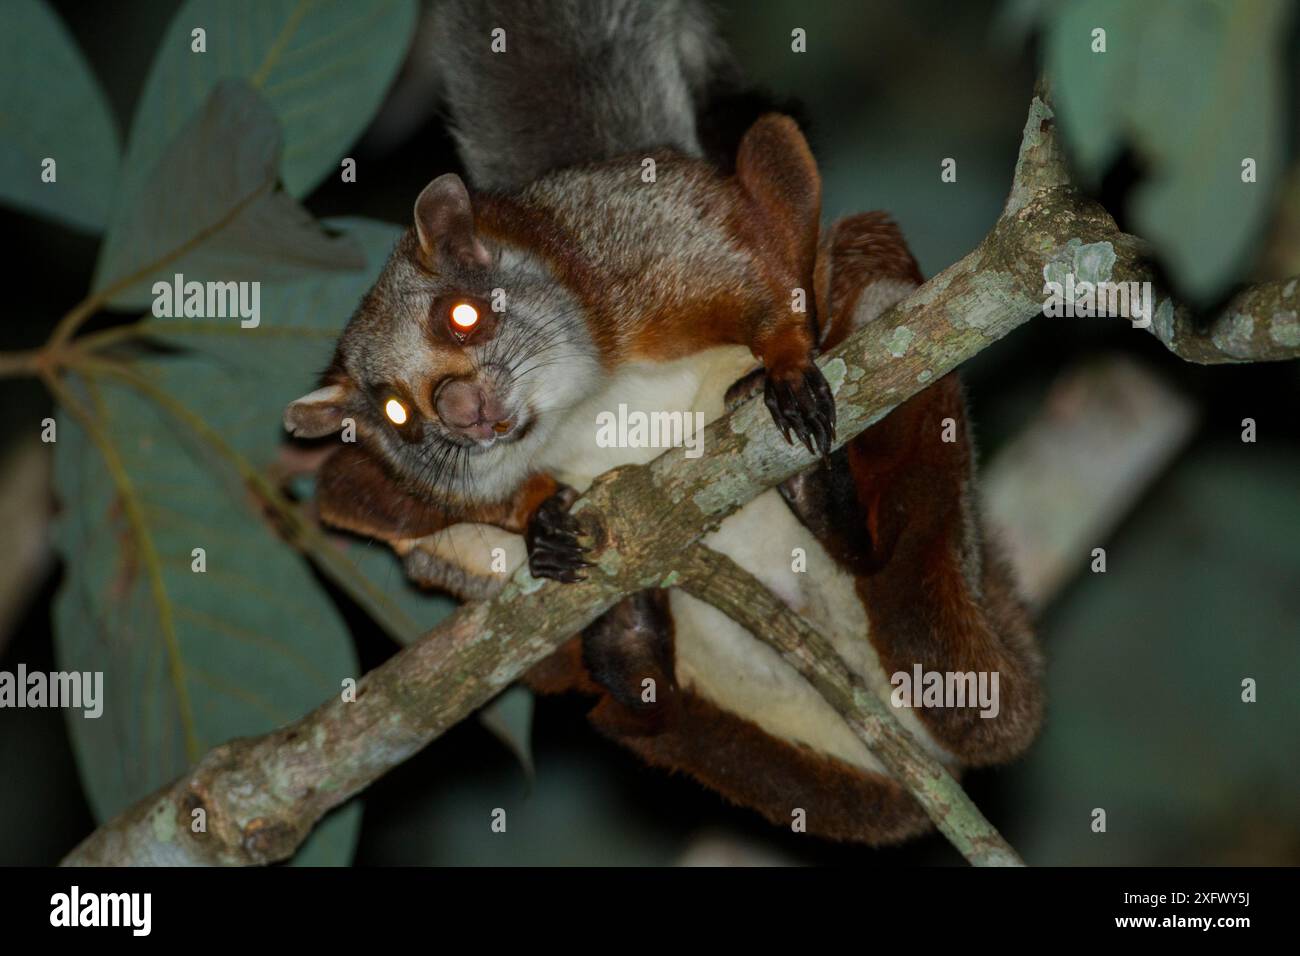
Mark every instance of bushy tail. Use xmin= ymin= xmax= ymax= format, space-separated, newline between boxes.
xmin=431 ymin=0 xmax=729 ymax=189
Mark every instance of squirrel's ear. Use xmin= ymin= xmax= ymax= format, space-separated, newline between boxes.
xmin=414 ymin=173 xmax=491 ymax=271
xmin=284 ymin=383 xmax=351 ymax=439
xmin=735 ymin=114 xmax=822 ymax=285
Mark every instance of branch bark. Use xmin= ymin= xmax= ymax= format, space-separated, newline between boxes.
xmin=60 ymin=86 xmax=1298 ymax=866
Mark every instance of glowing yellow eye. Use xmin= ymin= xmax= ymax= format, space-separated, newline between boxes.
xmin=384 ymin=398 xmax=408 ymax=426
xmin=451 ymin=302 xmax=479 ymax=330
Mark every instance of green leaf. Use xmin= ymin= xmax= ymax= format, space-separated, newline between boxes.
xmin=0 ymin=0 xmax=120 ymax=231
xmin=51 ymin=364 xmax=363 ymax=864
xmin=1007 ymin=447 xmax=1300 ymax=864
xmin=49 ymin=218 xmax=417 ymax=867
xmin=329 ymin=533 xmax=457 ymax=642
xmin=139 ymin=216 xmax=390 ymax=462
xmin=114 ymin=0 xmax=415 ymax=203
xmin=1046 ymin=0 xmax=1293 ymax=303
xmin=142 ymin=216 xmax=457 ymax=638
xmin=53 ymin=218 xmax=466 ymax=864
xmin=92 ymin=80 xmax=364 ymax=309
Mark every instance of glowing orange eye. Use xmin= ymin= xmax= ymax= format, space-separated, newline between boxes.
xmin=450 ymin=302 xmax=479 ymax=330
xmin=384 ymin=398 xmax=409 ymax=426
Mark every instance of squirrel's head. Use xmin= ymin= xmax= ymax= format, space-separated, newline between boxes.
xmin=283 ymin=172 xmax=600 ymax=526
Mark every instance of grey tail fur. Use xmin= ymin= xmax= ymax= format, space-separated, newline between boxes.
xmin=430 ymin=0 xmax=734 ymax=190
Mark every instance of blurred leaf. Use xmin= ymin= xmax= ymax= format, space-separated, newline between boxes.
xmin=1261 ymin=167 xmax=1300 ymax=279
xmin=141 ymin=215 xmax=457 ymax=639
xmin=1007 ymin=446 xmax=1300 ymax=864
xmin=329 ymin=533 xmax=456 ymax=641
xmin=140 ymin=216 xmax=393 ymax=462
xmin=1046 ymin=0 xmax=1293 ymax=303
xmin=0 ymin=0 xmax=120 ymax=231
xmin=479 ymin=686 xmax=536 ymax=786
xmin=52 ymin=216 xmax=464 ymax=864
xmin=51 ymin=363 xmax=363 ymax=863
xmin=93 ymin=80 xmax=364 ymax=308
xmin=112 ymin=0 xmax=415 ymax=204
xmin=50 ymin=211 xmax=407 ymax=866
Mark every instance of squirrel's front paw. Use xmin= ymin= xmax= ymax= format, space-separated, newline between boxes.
xmin=525 ymin=487 xmax=591 ymax=583
xmin=763 ymin=361 xmax=836 ymax=458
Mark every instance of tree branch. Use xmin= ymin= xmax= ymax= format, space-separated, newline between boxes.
xmin=1143 ymin=273 xmax=1300 ymax=363
xmin=1008 ymin=86 xmax=1300 ymax=364
xmin=60 ymin=85 xmax=1297 ymax=866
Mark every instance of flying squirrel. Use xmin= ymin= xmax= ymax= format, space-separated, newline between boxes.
xmin=283 ymin=0 xmax=1044 ymax=844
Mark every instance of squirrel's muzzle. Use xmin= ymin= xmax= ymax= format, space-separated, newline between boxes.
xmin=434 ymin=377 xmax=516 ymax=443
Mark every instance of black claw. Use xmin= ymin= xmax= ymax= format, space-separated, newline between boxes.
xmin=525 ymin=488 xmax=590 ymax=582
xmin=764 ymin=364 xmax=837 ymax=457
xmin=763 ymin=385 xmax=791 ymax=444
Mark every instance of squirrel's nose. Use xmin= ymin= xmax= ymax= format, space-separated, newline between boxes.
xmin=435 ymin=379 xmax=512 ymax=438
xmin=434 ymin=378 xmax=483 ymax=428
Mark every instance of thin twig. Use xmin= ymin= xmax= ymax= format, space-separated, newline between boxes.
xmin=676 ymin=544 xmax=1024 ymax=866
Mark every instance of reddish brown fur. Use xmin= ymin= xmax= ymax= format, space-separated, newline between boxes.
xmin=819 ymin=212 xmax=1043 ymax=764
xmin=817 ymin=212 xmax=926 ymax=350
xmin=310 ymin=138 xmax=1042 ymax=843
xmin=515 ymin=211 xmax=1042 ymax=841
xmin=607 ymin=692 xmax=936 ymax=844
xmin=521 ymin=641 xmax=933 ymax=845
xmin=846 ymin=377 xmax=1043 ymax=764
xmin=474 ymin=116 xmax=823 ymax=382
xmin=316 ymin=444 xmax=558 ymax=540
xmin=311 ymin=114 xmax=831 ymax=554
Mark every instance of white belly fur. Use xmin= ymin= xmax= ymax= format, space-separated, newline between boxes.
xmin=532 ymin=347 xmax=952 ymax=775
